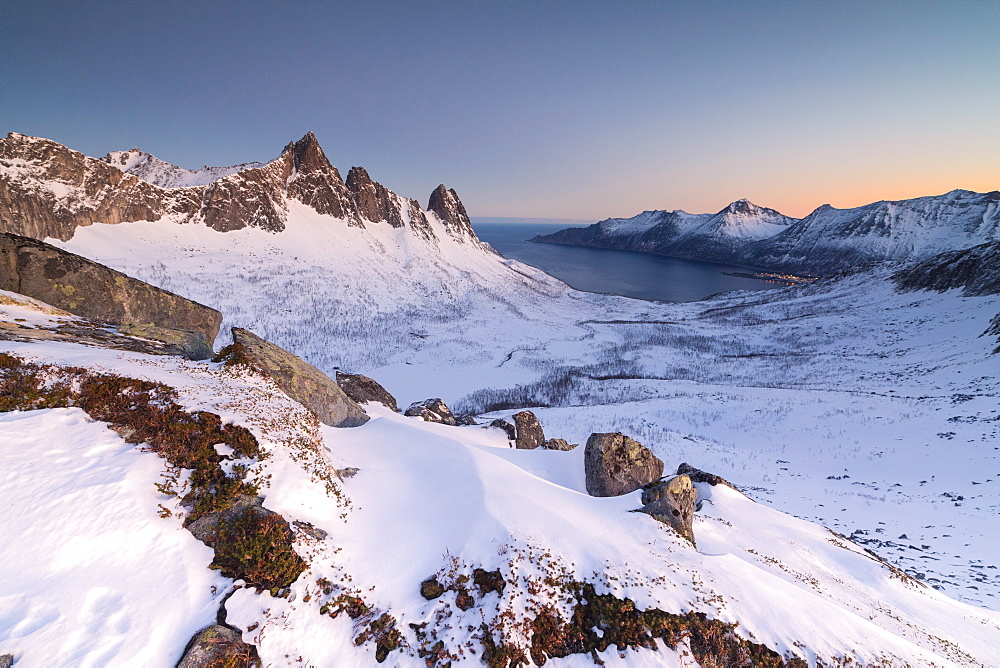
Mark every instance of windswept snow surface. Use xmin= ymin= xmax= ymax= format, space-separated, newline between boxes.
xmin=50 ymin=201 xmax=1000 ymax=617
xmin=0 ymin=409 xmax=227 ymax=666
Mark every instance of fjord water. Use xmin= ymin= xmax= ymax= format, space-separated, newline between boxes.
xmin=472 ymin=219 xmax=786 ymax=302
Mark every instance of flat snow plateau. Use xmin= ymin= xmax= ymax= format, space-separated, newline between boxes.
xmin=0 ymin=201 xmax=991 ymax=665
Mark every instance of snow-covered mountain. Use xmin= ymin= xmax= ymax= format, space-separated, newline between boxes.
xmin=0 ymin=131 xmax=476 ymax=244
xmin=535 ymin=190 xmax=1000 ymax=274
xmin=102 ymin=148 xmax=267 ymax=188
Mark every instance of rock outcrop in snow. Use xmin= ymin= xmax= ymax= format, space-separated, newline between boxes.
xmin=0 ymin=132 xmax=474 ymax=246
xmin=0 ymin=232 xmax=221 ymax=358
xmin=584 ymin=432 xmax=665 ymax=497
xmin=224 ymin=327 xmax=369 ymax=428
xmin=535 ymin=190 xmax=1000 ymax=274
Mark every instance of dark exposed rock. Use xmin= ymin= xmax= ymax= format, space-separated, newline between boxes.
xmin=473 ymin=568 xmax=506 ymax=597
xmin=404 ymin=398 xmax=457 ymax=425
xmin=677 ymin=462 xmax=739 ymax=491
xmin=293 ymin=520 xmax=329 ymax=541
xmin=894 ymin=241 xmax=1000 ymax=297
xmin=176 ymin=624 xmax=261 ymax=668
xmin=490 ymin=418 xmax=517 ymax=441
xmin=0 ymin=654 xmax=12 ymax=668
xmin=346 ymin=166 xmax=404 ymax=228
xmin=284 ymin=132 xmax=360 ymax=225
xmin=227 ymin=328 xmax=369 ymax=427
xmin=335 ymin=371 xmax=398 ymax=412
xmin=0 ymin=233 xmax=221 ymax=358
xmin=428 ymin=184 xmax=475 ymax=240
xmin=512 ymin=410 xmax=545 ymax=450
xmin=455 ymin=414 xmax=479 ymax=425
xmin=544 ymin=438 xmax=577 ymax=451
xmin=584 ymin=432 xmax=664 ymax=497
xmin=420 ymin=577 xmax=445 ymax=600
xmin=639 ymin=475 xmax=698 ymax=545
xmin=187 ymin=495 xmax=269 ymax=546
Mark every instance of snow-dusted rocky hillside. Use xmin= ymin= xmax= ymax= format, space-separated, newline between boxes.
xmin=2 ymin=291 xmax=999 ymax=667
xmin=102 ymin=148 xmax=267 ymax=188
xmin=535 ymin=190 xmax=1000 ymax=274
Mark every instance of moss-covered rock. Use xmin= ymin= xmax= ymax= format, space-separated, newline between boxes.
xmin=176 ymin=624 xmax=260 ymax=668
xmin=0 ymin=233 xmax=220 ymax=358
xmin=584 ymin=432 xmax=664 ymax=497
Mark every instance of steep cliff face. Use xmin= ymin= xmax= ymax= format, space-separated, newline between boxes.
xmin=0 ymin=132 xmax=475 ymax=245
xmin=0 ymin=133 xmax=201 ymax=240
xmin=536 ymin=190 xmax=1000 ymax=274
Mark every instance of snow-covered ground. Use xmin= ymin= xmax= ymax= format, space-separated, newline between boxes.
xmin=2 ymin=311 xmax=999 ymax=665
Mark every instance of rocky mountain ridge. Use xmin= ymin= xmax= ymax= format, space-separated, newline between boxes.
xmin=0 ymin=132 xmax=476 ymax=245
xmin=535 ymin=189 xmax=1000 ymax=274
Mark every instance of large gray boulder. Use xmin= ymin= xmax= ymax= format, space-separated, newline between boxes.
xmin=404 ymin=398 xmax=457 ymax=425
xmin=177 ymin=624 xmax=260 ymax=667
xmin=584 ymin=432 xmax=664 ymax=497
xmin=512 ymin=410 xmax=545 ymax=450
xmin=544 ymin=438 xmax=577 ymax=451
xmin=227 ymin=328 xmax=368 ymax=427
xmin=640 ymin=474 xmax=698 ymax=546
xmin=335 ymin=371 xmax=398 ymax=412
xmin=0 ymin=233 xmax=221 ymax=358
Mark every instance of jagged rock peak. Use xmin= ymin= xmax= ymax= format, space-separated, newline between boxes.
xmin=284 ymin=131 xmax=332 ymax=174
xmin=428 ymin=184 xmax=475 ymax=239
xmin=345 ymin=166 xmax=404 ymax=228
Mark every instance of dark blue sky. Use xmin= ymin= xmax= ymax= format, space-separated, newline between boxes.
xmin=2 ymin=1 xmax=997 ymax=218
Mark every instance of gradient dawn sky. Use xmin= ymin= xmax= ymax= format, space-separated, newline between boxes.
xmin=2 ymin=1 xmax=997 ymax=220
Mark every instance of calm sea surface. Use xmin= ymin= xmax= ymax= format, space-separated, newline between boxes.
xmin=471 ymin=219 xmax=786 ymax=302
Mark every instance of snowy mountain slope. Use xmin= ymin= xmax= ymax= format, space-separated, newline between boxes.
xmin=102 ymin=149 xmax=267 ymax=188
xmin=535 ymin=190 xmax=1000 ymax=274
xmin=2 ymin=300 xmax=999 ymax=666
xmin=744 ymin=189 xmax=1000 ymax=273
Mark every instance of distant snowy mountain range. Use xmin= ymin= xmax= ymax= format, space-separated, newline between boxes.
xmin=534 ymin=190 xmax=1000 ymax=274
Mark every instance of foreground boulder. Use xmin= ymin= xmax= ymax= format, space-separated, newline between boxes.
xmin=0 ymin=233 xmax=221 ymax=358
xmin=335 ymin=371 xmax=398 ymax=412
xmin=512 ymin=410 xmax=545 ymax=449
xmin=226 ymin=328 xmax=368 ymax=427
xmin=177 ymin=624 xmax=260 ymax=668
xmin=404 ymin=398 xmax=457 ymax=425
xmin=640 ymin=475 xmax=698 ymax=545
xmin=584 ymin=433 xmax=664 ymax=497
